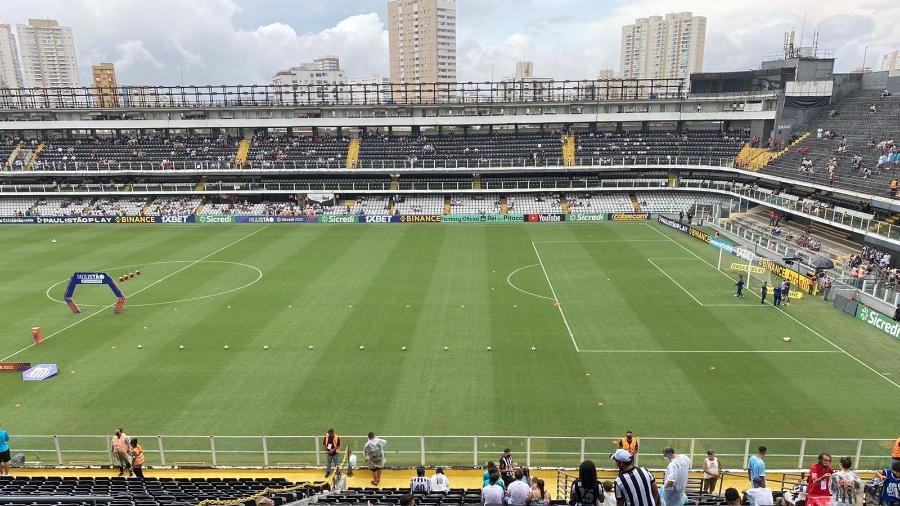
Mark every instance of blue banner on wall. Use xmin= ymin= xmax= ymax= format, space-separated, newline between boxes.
xmin=358 ymin=215 xmax=401 ymax=223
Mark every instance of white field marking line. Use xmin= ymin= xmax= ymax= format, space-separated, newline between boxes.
xmin=44 ymin=260 xmax=263 ymax=307
xmin=647 ymin=258 xmax=704 ymax=306
xmin=1 ymin=226 xmax=269 ymax=362
xmin=645 ymin=222 xmax=900 ymax=390
xmin=534 ymin=239 xmax=671 ymax=243
xmin=506 ymin=264 xmax=555 ymax=300
xmin=579 ymin=349 xmax=842 ymax=353
xmin=531 ymin=241 xmax=580 ymax=352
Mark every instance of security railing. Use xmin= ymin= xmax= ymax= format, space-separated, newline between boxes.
xmin=12 ymin=435 xmax=895 ymax=470
xmin=13 ymin=156 xmax=738 ymax=172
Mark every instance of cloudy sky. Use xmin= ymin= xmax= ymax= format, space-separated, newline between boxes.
xmin=4 ymin=0 xmax=898 ymax=86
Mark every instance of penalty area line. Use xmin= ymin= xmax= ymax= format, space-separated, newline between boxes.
xmin=645 ymin=222 xmax=900 ymax=390
xmin=579 ymin=349 xmax=841 ymax=353
xmin=1 ymin=226 xmax=269 ymax=362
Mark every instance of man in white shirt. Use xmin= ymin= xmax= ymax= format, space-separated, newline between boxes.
xmin=506 ymin=470 xmax=531 ymax=505
xmin=662 ymin=447 xmax=691 ymax=506
xmin=744 ymin=477 xmax=775 ymax=506
xmin=482 ymin=473 xmax=505 ymax=505
xmin=431 ymin=467 xmax=450 ymax=493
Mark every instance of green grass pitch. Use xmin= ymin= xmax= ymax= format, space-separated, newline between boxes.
xmin=0 ymin=222 xmax=897 ymax=466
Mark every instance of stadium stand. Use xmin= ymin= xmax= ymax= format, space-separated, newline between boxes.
xmin=0 ymin=196 xmax=37 ymax=216
xmin=248 ymin=134 xmax=349 ymax=167
xmin=33 ymin=136 xmax=238 ymax=170
xmin=449 ymin=195 xmax=501 ymax=214
xmin=759 ymin=90 xmax=900 ymax=195
xmin=575 ymin=130 xmax=747 ymax=162
xmin=566 ymin=193 xmax=634 ymax=213
xmin=506 ymin=194 xmax=562 ymax=214
xmin=0 ymin=476 xmax=322 ymax=506
xmin=394 ymin=195 xmax=444 ymax=215
xmin=32 ymin=196 xmax=92 ymax=216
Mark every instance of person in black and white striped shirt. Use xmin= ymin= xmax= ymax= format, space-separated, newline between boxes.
xmin=410 ymin=466 xmax=433 ymax=493
xmin=612 ymin=449 xmax=659 ymax=506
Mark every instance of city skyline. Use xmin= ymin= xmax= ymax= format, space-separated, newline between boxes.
xmin=0 ymin=0 xmax=897 ymax=86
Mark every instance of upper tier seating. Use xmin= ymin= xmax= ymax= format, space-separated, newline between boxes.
xmin=0 ymin=476 xmax=321 ymax=506
xmin=507 ymin=194 xmax=562 ymax=214
xmin=34 ymin=136 xmax=238 ymax=170
xmin=759 ymin=89 xmax=900 ymax=195
xmin=567 ymin=193 xmax=633 ymax=213
xmin=248 ymin=135 xmax=349 ymax=167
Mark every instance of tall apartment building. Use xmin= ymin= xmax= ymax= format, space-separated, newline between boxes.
xmin=16 ymin=19 xmax=80 ymax=88
xmin=313 ymin=55 xmax=341 ymax=72
xmin=92 ymin=62 xmax=118 ymax=107
xmin=388 ymin=0 xmax=456 ymax=83
xmin=883 ymin=50 xmax=900 ymax=72
xmin=620 ymin=12 xmax=706 ymax=80
xmin=0 ymin=24 xmax=24 ymax=88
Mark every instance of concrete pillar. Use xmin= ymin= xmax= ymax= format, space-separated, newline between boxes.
xmin=412 ymin=126 xmax=420 ymax=137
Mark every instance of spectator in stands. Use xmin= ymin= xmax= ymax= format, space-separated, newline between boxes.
xmin=431 ymin=467 xmax=450 ymax=492
xmin=569 ymin=460 xmax=603 ymax=506
xmin=399 ymin=494 xmax=416 ymax=506
xmin=130 ymin=438 xmax=144 ymax=479
xmin=748 ymin=446 xmax=767 ymax=486
xmin=744 ymin=477 xmax=774 ymax=506
xmin=411 ymin=466 xmax=433 ymax=493
xmin=110 ymin=429 xmax=132 ymax=477
xmin=883 ymin=90 xmax=893 ymax=98
xmin=870 ymin=105 xmax=877 ymax=114
xmin=255 ymin=497 xmax=275 ymax=506
xmin=602 ymin=481 xmax=616 ymax=505
xmin=323 ymin=428 xmax=341 ymax=477
xmin=618 ymin=431 xmax=639 ymax=457
xmin=807 ymin=452 xmax=834 ymax=506
xmin=724 ymin=488 xmax=741 ymax=506
xmin=892 ymin=438 xmax=900 ymax=467
xmin=830 ymin=457 xmax=861 ymax=506
xmin=531 ymin=477 xmax=552 ymax=505
xmin=702 ymin=450 xmax=721 ymax=494
xmin=877 ymin=461 xmax=900 ymax=506
xmin=0 ymin=424 xmax=9 ymax=476
xmin=507 ymin=469 xmax=531 ymax=505
xmin=363 ymin=432 xmax=387 ymax=486
xmin=612 ymin=449 xmax=657 ymax=506
xmin=483 ymin=461 xmax=501 ymax=487
xmin=500 ymin=448 xmax=516 ymax=486
xmin=662 ymin=448 xmax=690 ymax=506
xmin=483 ymin=472 xmax=505 ymax=505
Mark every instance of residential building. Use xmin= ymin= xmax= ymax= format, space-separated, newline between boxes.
xmin=597 ymin=69 xmax=616 ymax=80
xmin=272 ymin=63 xmax=347 ymax=87
xmin=620 ymin=12 xmax=706 ymax=80
xmin=313 ymin=55 xmax=341 ymax=71
xmin=388 ymin=0 xmax=457 ymax=84
xmin=92 ymin=62 xmax=119 ymax=107
xmin=0 ymin=24 xmax=24 ymax=88
xmin=883 ymin=50 xmax=900 ymax=72
xmin=515 ymin=61 xmax=534 ymax=80
xmin=347 ymin=76 xmax=391 ymax=104
xmin=16 ymin=18 xmax=80 ymax=89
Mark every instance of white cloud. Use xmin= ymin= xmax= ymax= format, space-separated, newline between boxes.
xmin=2 ymin=0 xmax=897 ymax=85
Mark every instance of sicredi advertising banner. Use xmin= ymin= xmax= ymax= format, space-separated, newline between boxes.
xmin=856 ymin=305 xmax=900 ymax=340
xmin=567 ymin=213 xmax=606 ymax=222
xmin=319 ymin=215 xmax=357 ymax=224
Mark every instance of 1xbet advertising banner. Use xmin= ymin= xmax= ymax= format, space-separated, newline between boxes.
xmin=608 ymin=213 xmax=651 ymax=221
xmin=442 ymin=214 xmax=523 ymax=223
xmin=358 ymin=215 xmax=401 ymax=223
xmin=525 ymin=214 xmax=565 ymax=222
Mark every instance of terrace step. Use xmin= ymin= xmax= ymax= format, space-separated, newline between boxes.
xmin=443 ymin=195 xmax=451 ymax=215
xmin=25 ymin=142 xmax=45 ymax=170
xmin=500 ymin=197 xmax=509 ymax=214
xmin=235 ymin=139 xmax=252 ymax=165
xmin=562 ymin=134 xmax=576 ymax=166
xmin=628 ymin=192 xmax=641 ymax=213
xmin=345 ymin=138 xmax=361 ymax=169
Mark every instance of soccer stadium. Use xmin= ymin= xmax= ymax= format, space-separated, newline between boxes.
xmin=0 ymin=4 xmax=899 ymax=506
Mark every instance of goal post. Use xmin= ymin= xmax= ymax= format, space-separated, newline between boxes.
xmin=63 ymin=272 xmax=126 ymax=314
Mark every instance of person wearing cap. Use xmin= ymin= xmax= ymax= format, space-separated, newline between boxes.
xmin=747 ymin=446 xmax=767 ymax=487
xmin=724 ymin=488 xmax=741 ymax=506
xmin=662 ymin=448 xmax=691 ymax=506
xmin=744 ymin=477 xmax=774 ymax=506
xmin=612 ymin=448 xmax=658 ymax=506
xmin=410 ymin=466 xmax=433 ymax=493
xmin=702 ymin=450 xmax=721 ymax=494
